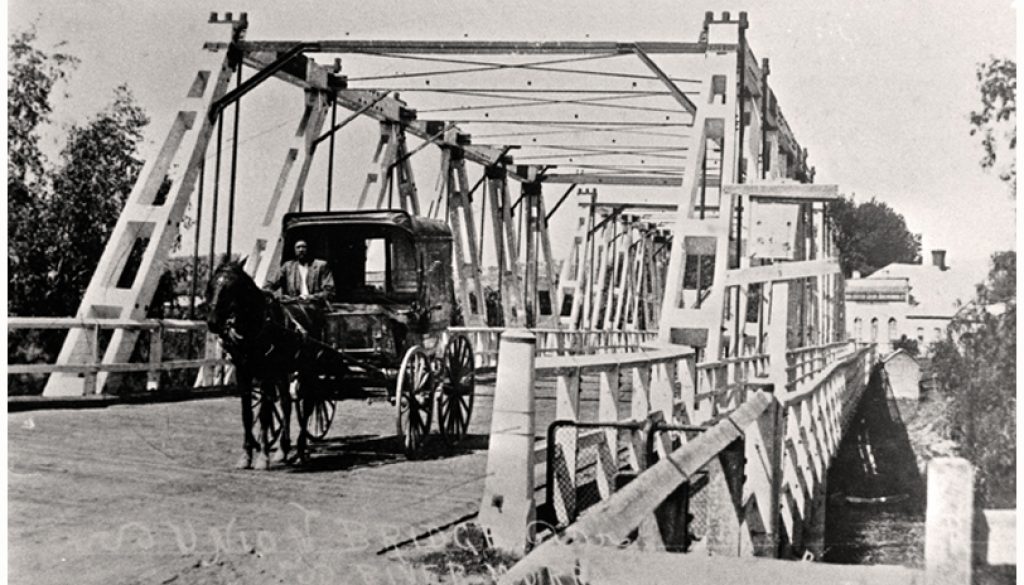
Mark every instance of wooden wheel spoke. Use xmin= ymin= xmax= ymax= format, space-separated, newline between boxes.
xmin=438 ymin=335 xmax=475 ymax=446
xmin=396 ymin=348 xmax=434 ymax=456
xmin=307 ymin=390 xmax=336 ymax=441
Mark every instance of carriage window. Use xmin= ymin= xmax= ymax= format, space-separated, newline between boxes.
xmin=392 ymin=237 xmax=418 ymax=295
xmin=365 ymin=239 xmax=387 ymax=290
xmin=333 ymin=234 xmax=417 ymax=302
xmin=424 ymin=242 xmax=454 ymax=324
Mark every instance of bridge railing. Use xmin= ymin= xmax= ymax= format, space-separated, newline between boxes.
xmin=8 ymin=317 xmax=227 ymax=395
xmin=477 ymin=329 xmax=777 ymax=554
xmin=785 ymin=339 xmax=858 ymax=393
xmin=447 ymin=326 xmax=658 ymax=371
xmin=505 ymin=456 xmax=1014 ymax=585
xmin=775 ymin=343 xmax=875 ymax=551
xmin=481 ymin=329 xmax=877 ymax=563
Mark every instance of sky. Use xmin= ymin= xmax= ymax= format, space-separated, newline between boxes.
xmin=7 ymin=0 xmax=1018 ymax=289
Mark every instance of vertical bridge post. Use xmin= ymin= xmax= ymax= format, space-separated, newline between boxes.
xmin=925 ymin=457 xmax=974 ymax=585
xmin=478 ymin=330 xmax=538 ymax=555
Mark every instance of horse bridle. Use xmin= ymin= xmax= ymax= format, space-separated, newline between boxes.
xmin=223 ymin=315 xmax=246 ymax=345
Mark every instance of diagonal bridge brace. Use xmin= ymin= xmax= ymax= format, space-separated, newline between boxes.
xmin=209 ymin=42 xmax=344 ymax=121
xmin=632 ymin=44 xmax=698 ymax=116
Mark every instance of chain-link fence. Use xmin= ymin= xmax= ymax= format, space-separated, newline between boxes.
xmin=543 ymin=419 xmax=713 ymax=546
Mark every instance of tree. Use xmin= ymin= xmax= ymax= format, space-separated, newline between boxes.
xmin=8 ymin=27 xmax=77 ymax=189
xmin=977 ymin=249 xmax=1015 ymax=304
xmin=43 ymin=86 xmax=150 ymax=316
xmin=8 ymin=29 xmax=150 ymax=377
xmin=8 ymin=28 xmax=78 ymax=317
xmin=970 ymin=57 xmax=1016 ymax=193
xmin=828 ymin=196 xmax=922 ymax=277
xmin=9 ymin=84 xmax=149 ymax=318
xmin=931 ymin=251 xmax=1016 ymax=507
xmin=891 ymin=335 xmax=919 ymax=357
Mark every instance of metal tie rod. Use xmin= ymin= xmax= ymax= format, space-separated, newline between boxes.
xmin=312 ymin=93 xmax=391 ymax=146
xmin=210 ymin=42 xmax=317 ymax=119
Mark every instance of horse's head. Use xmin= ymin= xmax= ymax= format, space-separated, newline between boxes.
xmin=206 ymin=260 xmax=265 ymax=346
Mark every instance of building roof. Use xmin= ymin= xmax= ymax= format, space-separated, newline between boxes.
xmin=861 ymin=262 xmax=975 ymax=318
xmin=847 ymin=277 xmax=909 ymax=292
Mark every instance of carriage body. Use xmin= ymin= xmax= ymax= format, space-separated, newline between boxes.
xmin=281 ymin=209 xmax=455 ymax=377
xmin=278 ymin=210 xmax=474 ymax=453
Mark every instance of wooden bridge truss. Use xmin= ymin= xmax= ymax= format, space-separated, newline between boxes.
xmin=45 ymin=11 xmax=823 ymax=398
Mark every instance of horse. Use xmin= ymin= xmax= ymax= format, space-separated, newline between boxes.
xmin=206 ymin=260 xmax=344 ymax=469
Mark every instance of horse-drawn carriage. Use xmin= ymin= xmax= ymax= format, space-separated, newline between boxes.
xmin=209 ymin=209 xmax=475 ymax=466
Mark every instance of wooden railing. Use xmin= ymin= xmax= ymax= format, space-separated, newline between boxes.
xmin=8 ymin=317 xmax=227 ymax=395
xmin=9 ymin=318 xmax=657 ymax=396
xmin=503 ymin=456 xmax=1016 ymax=585
xmin=448 ymin=326 xmax=658 ymax=371
xmin=785 ymin=339 xmax=858 ymax=392
xmin=477 ymin=328 xmax=780 ymax=554
xmin=479 ymin=328 xmax=877 ymax=562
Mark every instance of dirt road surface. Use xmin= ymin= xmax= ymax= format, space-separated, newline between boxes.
xmin=9 ymin=389 xmax=500 ymax=585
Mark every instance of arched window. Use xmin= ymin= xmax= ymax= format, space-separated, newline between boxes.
xmin=916 ymin=327 xmax=924 ymax=343
xmin=888 ymin=318 xmax=898 ymax=340
xmin=871 ymin=318 xmax=879 ymax=341
xmin=853 ymin=317 xmax=863 ymax=340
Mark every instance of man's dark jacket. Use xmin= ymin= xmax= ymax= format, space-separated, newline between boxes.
xmin=265 ymin=259 xmax=335 ymax=301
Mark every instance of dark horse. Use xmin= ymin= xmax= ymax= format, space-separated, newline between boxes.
xmin=206 ymin=261 xmax=346 ymax=469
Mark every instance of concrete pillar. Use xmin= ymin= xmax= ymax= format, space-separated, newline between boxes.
xmin=925 ymin=458 xmax=974 ymax=585
xmin=478 ymin=330 xmax=537 ymax=555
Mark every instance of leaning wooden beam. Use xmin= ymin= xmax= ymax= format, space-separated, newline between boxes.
xmin=501 ymin=392 xmax=772 ymax=581
xmin=448 ymin=150 xmax=487 ymax=326
xmin=247 ymin=90 xmax=332 ymax=287
xmin=45 ymin=18 xmax=242 ymax=396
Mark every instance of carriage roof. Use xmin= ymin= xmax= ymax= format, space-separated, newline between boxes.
xmin=282 ymin=210 xmax=452 ymax=242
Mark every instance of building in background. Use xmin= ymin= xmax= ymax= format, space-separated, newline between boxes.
xmin=845 ymin=250 xmax=974 ymax=355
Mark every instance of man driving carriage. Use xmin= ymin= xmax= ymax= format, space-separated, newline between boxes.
xmin=264 ymin=239 xmax=336 ymax=339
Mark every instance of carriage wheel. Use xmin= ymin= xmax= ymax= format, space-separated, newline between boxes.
xmin=250 ymin=381 xmax=284 ymax=448
xmin=438 ymin=335 xmax=475 ymax=446
xmin=305 ymin=379 xmax=337 ymax=441
xmin=396 ymin=347 xmax=434 ymax=456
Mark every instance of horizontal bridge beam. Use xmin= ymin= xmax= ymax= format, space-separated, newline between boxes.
xmin=541 ymin=174 xmax=683 ymax=186
xmin=722 ymin=259 xmax=841 ymax=287
xmin=235 ymin=40 xmax=734 ymax=55
xmin=723 ymin=183 xmax=840 ymax=202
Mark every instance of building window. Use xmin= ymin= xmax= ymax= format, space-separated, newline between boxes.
xmin=917 ymin=327 xmax=924 ymax=344
xmin=934 ymin=327 xmax=942 ymax=341
xmin=853 ymin=317 xmax=862 ymax=340
xmin=871 ymin=318 xmax=879 ymax=342
xmin=888 ymin=317 xmax=897 ymax=340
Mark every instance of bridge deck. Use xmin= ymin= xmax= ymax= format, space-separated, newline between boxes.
xmin=8 ymin=377 xmax=623 ymax=585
